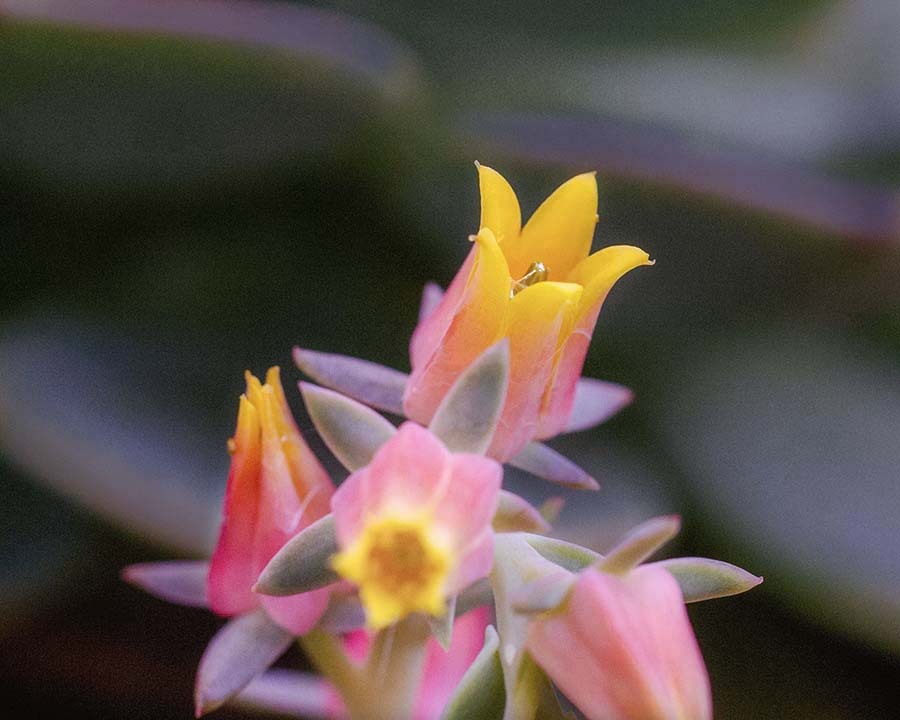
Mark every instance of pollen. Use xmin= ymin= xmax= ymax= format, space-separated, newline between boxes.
xmin=331 ymin=516 xmax=451 ymax=629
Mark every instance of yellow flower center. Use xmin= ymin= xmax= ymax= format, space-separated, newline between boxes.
xmin=331 ymin=516 xmax=451 ymax=629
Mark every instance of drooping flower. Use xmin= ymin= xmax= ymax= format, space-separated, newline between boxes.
xmin=526 ymin=565 xmax=712 ymax=720
xmin=330 ymin=422 xmax=501 ymax=630
xmin=207 ymin=367 xmax=335 ymax=635
xmin=404 ymin=165 xmax=652 ymax=460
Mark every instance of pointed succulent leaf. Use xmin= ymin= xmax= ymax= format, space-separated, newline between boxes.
xmin=493 ymin=491 xmax=552 ymax=534
xmin=456 ymin=578 xmax=493 ymax=617
xmin=429 ymin=339 xmax=510 ymax=454
xmin=294 ymin=347 xmax=408 ymax=415
xmin=194 ymin=609 xmax=294 ymax=716
xmin=564 ymin=378 xmax=634 ymax=433
xmin=524 ymin=535 xmax=600 ymax=572
xmin=234 ymin=669 xmax=334 ymax=719
xmin=538 ymin=497 xmax=565 ymax=525
xmin=254 ymin=514 xmax=339 ymax=596
xmin=428 ymin=595 xmax=457 ymax=650
xmin=316 ymin=592 xmax=368 ymax=633
xmin=122 ymin=561 xmax=209 ymax=608
xmin=653 ymin=556 xmax=764 ymax=603
xmin=440 ymin=625 xmax=505 ymax=720
xmin=510 ymin=569 xmax=575 ymax=615
xmin=509 ymin=442 xmax=598 ymax=490
xmin=300 ymin=382 xmax=396 ymax=471
xmin=418 ymin=282 xmax=444 ymax=323
xmin=598 ymin=515 xmax=681 ymax=575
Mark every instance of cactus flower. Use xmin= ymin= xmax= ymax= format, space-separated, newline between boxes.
xmin=330 ymin=422 xmax=501 ymax=629
xmin=404 ymin=165 xmax=652 ymax=460
xmin=207 ymin=367 xmax=334 ymax=635
xmin=527 ymin=565 xmax=712 ymax=720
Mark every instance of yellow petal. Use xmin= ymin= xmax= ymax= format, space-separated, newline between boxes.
xmin=477 ymin=163 xmax=521 ymax=245
xmin=506 ymin=172 xmax=598 ymax=281
xmin=567 ymin=245 xmax=653 ymax=319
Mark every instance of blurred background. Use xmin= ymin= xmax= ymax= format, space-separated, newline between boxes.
xmin=2 ymin=0 xmax=900 ymax=717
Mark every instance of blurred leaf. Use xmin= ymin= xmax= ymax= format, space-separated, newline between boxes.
xmin=234 ymin=668 xmax=333 ymax=719
xmin=440 ymin=625 xmax=504 ymax=720
xmin=493 ymin=490 xmax=552 ymax=534
xmin=653 ymin=557 xmax=764 ymax=603
xmin=599 ymin=514 xmax=681 ymax=574
xmin=658 ymin=324 xmax=900 ymax=653
xmin=564 ymin=378 xmax=633 ymax=433
xmin=508 ymin=441 xmax=598 ymax=490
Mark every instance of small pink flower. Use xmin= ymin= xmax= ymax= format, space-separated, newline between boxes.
xmin=207 ymin=368 xmax=334 ymax=634
xmin=527 ymin=565 xmax=712 ymax=720
xmin=330 ymin=422 xmax=501 ymax=629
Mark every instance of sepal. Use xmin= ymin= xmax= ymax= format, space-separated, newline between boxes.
xmin=254 ymin=514 xmax=339 ymax=597
xmin=300 ymin=383 xmax=395 ymax=471
xmin=493 ymin=490 xmax=552 ymax=534
xmin=440 ymin=625 xmax=505 ymax=720
xmin=598 ymin=515 xmax=681 ymax=575
xmin=294 ymin=347 xmax=408 ymax=415
xmin=429 ymin=339 xmax=510 ymax=454
xmin=122 ymin=561 xmax=209 ymax=608
xmin=564 ymin=378 xmax=633 ymax=433
xmin=652 ymin=557 xmax=764 ymax=602
xmin=194 ymin=609 xmax=294 ymax=716
xmin=508 ymin=442 xmax=598 ymax=490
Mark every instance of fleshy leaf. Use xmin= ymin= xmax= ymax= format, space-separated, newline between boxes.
xmin=564 ymin=378 xmax=633 ymax=433
xmin=234 ymin=669 xmax=334 ymax=719
xmin=294 ymin=347 xmax=408 ymax=415
xmin=524 ymin=535 xmax=600 ymax=572
xmin=427 ymin=595 xmax=457 ymax=650
xmin=194 ymin=609 xmax=294 ymax=716
xmin=429 ymin=339 xmax=510 ymax=454
xmin=316 ymin=592 xmax=368 ymax=633
xmin=456 ymin=578 xmax=493 ymax=618
xmin=254 ymin=514 xmax=339 ymax=597
xmin=419 ymin=282 xmax=445 ymax=323
xmin=598 ymin=515 xmax=681 ymax=575
xmin=508 ymin=442 xmax=598 ymax=490
xmin=493 ymin=491 xmax=552 ymax=534
xmin=122 ymin=561 xmax=209 ymax=608
xmin=539 ymin=497 xmax=565 ymax=525
xmin=300 ymin=383 xmax=396 ymax=471
xmin=510 ymin=569 xmax=575 ymax=615
xmin=440 ymin=625 xmax=505 ymax=720
xmin=653 ymin=557 xmax=764 ymax=603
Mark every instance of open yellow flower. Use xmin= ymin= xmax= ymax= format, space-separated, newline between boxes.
xmin=404 ymin=165 xmax=652 ymax=460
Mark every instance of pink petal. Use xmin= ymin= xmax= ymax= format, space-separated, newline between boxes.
xmin=434 ymin=453 xmax=502 ymax=550
xmin=527 ymin=566 xmax=712 ymax=720
xmin=261 ymin=587 xmax=332 ymax=636
xmin=208 ymin=397 xmax=263 ymax=617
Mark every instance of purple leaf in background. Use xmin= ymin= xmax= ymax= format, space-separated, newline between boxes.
xmin=565 ymin=378 xmax=634 ymax=433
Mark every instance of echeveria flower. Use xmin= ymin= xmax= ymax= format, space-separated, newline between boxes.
xmin=527 ymin=564 xmax=712 ymax=720
xmin=207 ymin=367 xmax=334 ymax=635
xmin=403 ymin=165 xmax=652 ymax=460
xmin=330 ymin=422 xmax=501 ymax=629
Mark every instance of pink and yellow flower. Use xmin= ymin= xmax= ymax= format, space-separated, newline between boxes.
xmin=330 ymin=422 xmax=501 ymax=629
xmin=404 ymin=165 xmax=652 ymax=460
xmin=527 ymin=565 xmax=712 ymax=720
xmin=207 ymin=367 xmax=335 ymax=635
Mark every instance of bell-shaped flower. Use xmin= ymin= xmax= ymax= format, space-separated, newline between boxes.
xmin=207 ymin=367 xmax=335 ymax=635
xmin=330 ymin=422 xmax=501 ymax=630
xmin=404 ymin=165 xmax=652 ymax=459
xmin=526 ymin=564 xmax=712 ymax=720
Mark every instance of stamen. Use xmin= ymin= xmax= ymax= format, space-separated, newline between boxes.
xmin=510 ymin=261 xmax=550 ymax=297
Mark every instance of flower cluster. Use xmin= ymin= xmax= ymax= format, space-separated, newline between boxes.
xmin=124 ymin=166 xmax=761 ymax=720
